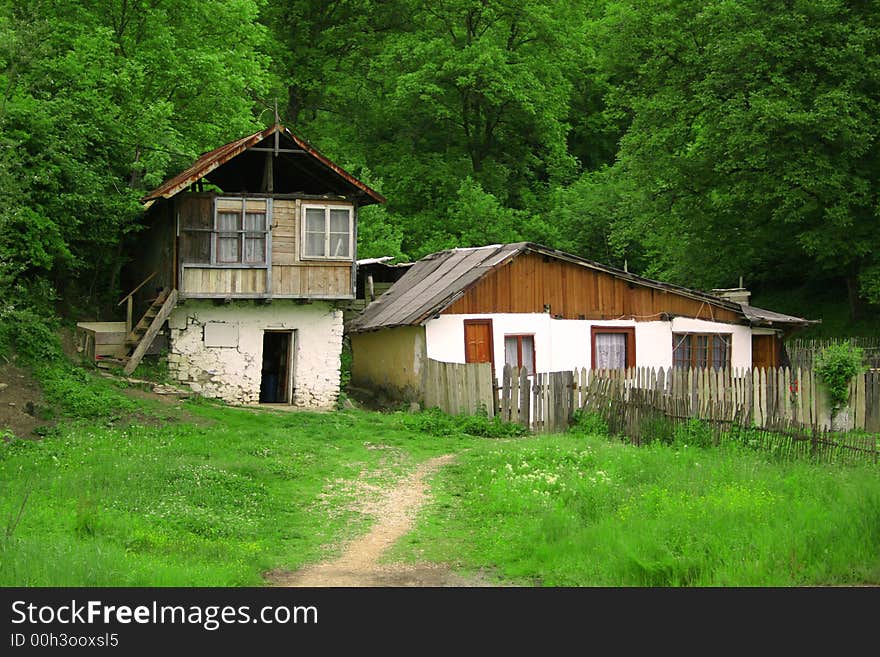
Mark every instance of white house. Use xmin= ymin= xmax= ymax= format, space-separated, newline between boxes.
xmin=348 ymin=243 xmax=816 ymax=401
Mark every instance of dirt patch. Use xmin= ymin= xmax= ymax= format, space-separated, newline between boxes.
xmin=266 ymin=454 xmax=497 ymax=587
xmin=0 ymin=363 xmax=54 ymax=439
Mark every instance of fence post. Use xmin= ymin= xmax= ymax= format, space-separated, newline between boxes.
xmin=519 ymin=367 xmax=530 ymax=430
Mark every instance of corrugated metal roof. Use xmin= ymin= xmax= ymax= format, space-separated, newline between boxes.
xmin=348 ymin=243 xmax=818 ymax=332
xmin=740 ymin=304 xmax=818 ymax=326
xmin=349 ymin=244 xmax=521 ymax=331
xmin=141 ymin=124 xmax=385 ymax=205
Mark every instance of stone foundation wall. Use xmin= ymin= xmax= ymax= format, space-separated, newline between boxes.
xmin=166 ymin=300 xmax=343 ymax=408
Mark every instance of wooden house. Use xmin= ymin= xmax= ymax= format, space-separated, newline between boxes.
xmin=347 ymin=243 xmax=817 ymax=401
xmin=114 ymin=123 xmax=384 ymax=407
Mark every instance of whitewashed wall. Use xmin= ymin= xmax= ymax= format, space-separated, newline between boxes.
xmin=166 ymin=300 xmax=343 ymax=408
xmin=424 ymin=313 xmax=753 ymax=382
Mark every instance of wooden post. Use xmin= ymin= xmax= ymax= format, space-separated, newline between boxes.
xmin=752 ymin=368 xmax=761 ymax=428
xmin=501 ymin=365 xmax=512 ymax=421
xmin=519 ymin=367 xmax=530 ymax=430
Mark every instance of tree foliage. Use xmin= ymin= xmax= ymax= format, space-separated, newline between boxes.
xmin=0 ymin=0 xmax=270 ymax=320
xmin=590 ymin=0 xmax=880 ymax=315
xmin=814 ymin=342 xmax=865 ymax=411
xmin=1 ymin=0 xmax=878 ymax=339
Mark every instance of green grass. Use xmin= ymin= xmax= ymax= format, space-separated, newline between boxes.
xmin=391 ymin=433 xmax=880 ymax=586
xmin=4 ymin=362 xmax=880 ymax=587
xmin=0 ymin=367 xmax=487 ymax=586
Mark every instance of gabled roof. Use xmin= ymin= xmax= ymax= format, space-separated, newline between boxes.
xmin=347 ymin=242 xmax=817 ymax=332
xmin=141 ymin=124 xmax=385 ymax=207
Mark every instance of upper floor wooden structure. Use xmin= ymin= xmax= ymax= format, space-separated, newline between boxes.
xmin=131 ymin=124 xmax=385 ymax=303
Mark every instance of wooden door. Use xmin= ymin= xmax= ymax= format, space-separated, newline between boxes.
xmin=464 ymin=319 xmax=494 ymax=365
xmin=752 ymin=334 xmax=780 ymax=369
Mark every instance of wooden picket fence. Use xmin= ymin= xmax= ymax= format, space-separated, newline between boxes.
xmin=421 ymin=358 xmax=880 ymax=437
xmin=423 ymin=358 xmax=495 ymax=417
xmin=420 ymin=359 xmax=880 ymax=464
xmin=786 ymin=336 xmax=880 ymax=369
xmin=493 ymin=365 xmax=880 ymax=434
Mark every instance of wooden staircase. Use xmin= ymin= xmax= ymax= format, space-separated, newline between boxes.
xmin=122 ymin=288 xmax=178 ymax=375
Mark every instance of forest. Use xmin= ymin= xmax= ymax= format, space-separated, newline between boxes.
xmin=1 ymin=0 xmax=878 ymax=352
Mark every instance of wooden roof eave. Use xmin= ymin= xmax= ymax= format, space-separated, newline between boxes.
xmin=140 ymin=124 xmax=385 ymax=206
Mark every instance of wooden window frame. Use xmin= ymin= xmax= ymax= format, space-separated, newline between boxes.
xmin=590 ymin=326 xmax=636 ymax=370
xmin=504 ymin=333 xmax=536 ymax=375
xmin=463 ymin=319 xmax=495 ymax=369
xmin=672 ymin=332 xmax=732 ymax=370
xmin=179 ymin=196 xmax=270 ymax=267
xmin=213 ymin=197 xmax=270 ymax=266
xmin=300 ymin=203 xmax=354 ymax=261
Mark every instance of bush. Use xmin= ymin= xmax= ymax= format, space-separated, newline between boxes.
xmin=36 ymin=364 xmax=137 ymax=420
xmin=401 ymin=407 xmax=528 ymax=438
xmin=672 ymin=418 xmax=715 ymax=448
xmin=0 ymin=307 xmax=63 ymax=363
xmin=814 ymin=343 xmax=865 ymax=411
xmin=569 ymin=410 xmax=609 ymax=436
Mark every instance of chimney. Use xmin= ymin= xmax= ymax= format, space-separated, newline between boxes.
xmin=711 ymin=286 xmax=751 ymax=305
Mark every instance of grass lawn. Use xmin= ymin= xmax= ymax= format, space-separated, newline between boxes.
xmin=390 ymin=433 xmax=880 ymax=586
xmin=3 ymin=363 xmax=879 ymax=587
xmin=0 ymin=366 xmax=486 ymax=586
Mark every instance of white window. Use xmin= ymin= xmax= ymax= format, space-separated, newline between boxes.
xmin=301 ymin=204 xmax=353 ymax=260
xmin=504 ymin=335 xmax=535 ymax=375
xmin=216 ymin=198 xmax=268 ymax=265
xmin=591 ymin=326 xmax=634 ymax=369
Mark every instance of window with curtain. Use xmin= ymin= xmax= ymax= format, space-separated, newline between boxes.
xmin=504 ymin=335 xmax=535 ymax=375
xmin=302 ymin=205 xmax=353 ymax=259
xmin=672 ymin=333 xmax=731 ymax=369
xmin=179 ymin=197 xmax=269 ymax=266
xmin=591 ymin=327 xmax=635 ymax=369
xmin=594 ymin=333 xmax=627 ymax=369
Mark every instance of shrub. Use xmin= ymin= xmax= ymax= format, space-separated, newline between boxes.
xmin=36 ymin=364 xmax=137 ymax=419
xmin=0 ymin=307 xmax=63 ymax=363
xmin=401 ymin=407 xmax=528 ymax=438
xmin=814 ymin=343 xmax=865 ymax=412
xmin=569 ymin=409 xmax=609 ymax=436
xmin=673 ymin=418 xmax=715 ymax=448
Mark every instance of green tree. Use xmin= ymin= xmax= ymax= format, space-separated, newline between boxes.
xmin=591 ymin=0 xmax=880 ymax=316
xmin=267 ymin=0 xmax=594 ymax=257
xmin=0 ymin=0 xmax=271 ymax=318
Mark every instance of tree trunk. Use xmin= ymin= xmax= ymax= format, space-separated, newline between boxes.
xmin=845 ymin=272 xmax=862 ymax=321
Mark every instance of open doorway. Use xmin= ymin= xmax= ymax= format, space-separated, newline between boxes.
xmin=260 ymin=331 xmax=293 ymax=403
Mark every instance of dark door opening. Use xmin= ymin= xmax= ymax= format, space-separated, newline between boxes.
xmin=260 ymin=331 xmax=292 ymax=403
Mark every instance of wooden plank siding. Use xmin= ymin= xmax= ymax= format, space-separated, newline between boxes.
xmin=270 ymin=199 xmax=352 ymax=296
xmin=443 ymin=252 xmax=742 ymax=323
xmin=181 ymin=267 xmax=268 ymax=295
xmin=175 ymin=195 xmax=352 ymax=298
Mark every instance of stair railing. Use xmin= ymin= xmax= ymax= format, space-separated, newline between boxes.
xmin=117 ymin=271 xmax=158 ymax=334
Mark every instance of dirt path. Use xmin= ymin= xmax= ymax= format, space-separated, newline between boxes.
xmin=266 ymin=454 xmax=491 ymax=587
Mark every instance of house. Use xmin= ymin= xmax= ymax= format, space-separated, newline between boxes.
xmin=347 ymin=243 xmax=817 ymax=401
xmin=114 ymin=123 xmax=385 ymax=407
